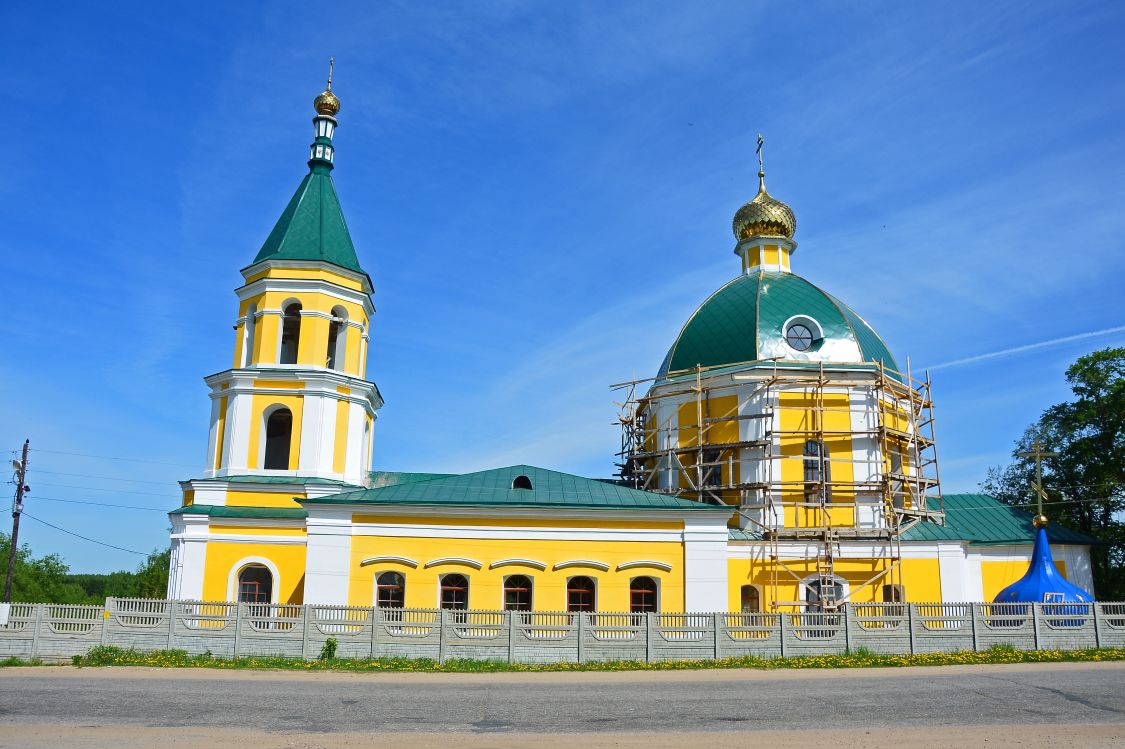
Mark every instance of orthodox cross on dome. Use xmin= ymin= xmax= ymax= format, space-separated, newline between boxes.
xmin=756 ymin=133 xmax=766 ymax=190
xmin=1017 ymin=439 xmax=1058 ymax=522
xmin=327 ymin=56 xmax=334 ymax=90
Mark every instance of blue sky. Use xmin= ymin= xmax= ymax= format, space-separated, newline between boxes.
xmin=1 ymin=2 xmax=1123 ymax=573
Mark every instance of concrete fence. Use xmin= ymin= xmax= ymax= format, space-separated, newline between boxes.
xmin=1 ymin=599 xmax=1123 ymax=664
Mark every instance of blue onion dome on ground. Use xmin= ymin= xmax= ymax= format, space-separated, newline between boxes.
xmin=657 ymin=271 xmax=900 ymax=379
xmin=994 ymin=523 xmax=1094 ymax=604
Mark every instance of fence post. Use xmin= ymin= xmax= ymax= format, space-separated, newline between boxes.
xmin=437 ymin=609 xmax=447 ymax=665
xmin=233 ymin=602 xmax=243 ymax=659
xmin=301 ymin=605 xmax=311 ymax=661
xmin=577 ymin=612 xmax=585 ymax=665
xmin=645 ymin=612 xmax=654 ymax=663
xmin=712 ymin=613 xmax=721 ymax=660
xmin=30 ymin=604 xmax=45 ymax=660
xmin=100 ymin=598 xmax=112 ymax=646
xmin=970 ymin=603 xmax=980 ymax=652
xmin=1032 ymin=603 xmax=1041 ymax=650
xmin=166 ymin=600 xmax=176 ymax=649
xmin=1093 ymin=603 xmax=1102 ymax=649
xmin=504 ymin=611 xmax=513 ymax=663
xmin=370 ymin=607 xmax=379 ymax=659
xmin=907 ymin=604 xmax=915 ymax=655
xmin=779 ymin=611 xmax=787 ymax=659
xmin=843 ymin=605 xmax=852 ymax=653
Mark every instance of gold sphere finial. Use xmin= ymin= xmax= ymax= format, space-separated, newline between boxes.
xmin=1033 ymin=514 xmax=1049 ymax=529
xmin=314 ymin=57 xmax=340 ymax=116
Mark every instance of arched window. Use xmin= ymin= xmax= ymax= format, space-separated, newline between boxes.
xmin=242 ymin=304 xmax=257 ymax=367
xmin=375 ymin=571 xmax=405 ymax=609
xmin=326 ymin=307 xmax=347 ymax=370
xmin=511 ymin=474 xmax=533 ymax=490
xmin=263 ymin=407 xmax=293 ymax=470
xmin=503 ymin=575 xmax=533 ymax=611
xmin=630 ymin=576 xmax=659 ymax=613
xmin=566 ymin=576 xmax=596 ymax=612
xmin=237 ymin=565 xmax=272 ymax=604
xmin=439 ymin=574 xmax=469 ymax=610
xmin=280 ymin=302 xmax=302 ymax=364
xmin=740 ymin=585 xmax=760 ymax=614
xmin=804 ymin=440 xmax=830 ymax=503
xmin=806 ymin=579 xmax=844 ymax=613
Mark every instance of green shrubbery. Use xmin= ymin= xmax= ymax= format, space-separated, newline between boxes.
xmin=14 ymin=644 xmax=1117 ymax=673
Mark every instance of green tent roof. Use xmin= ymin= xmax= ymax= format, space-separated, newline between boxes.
xmin=903 ymin=493 xmax=1099 ymax=545
xmin=658 ymin=271 xmax=900 ymax=380
xmin=305 ymin=465 xmax=732 ymax=512
xmin=251 ymin=170 xmax=365 ymax=275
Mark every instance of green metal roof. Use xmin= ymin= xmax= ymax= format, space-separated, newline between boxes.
xmin=169 ymin=505 xmax=308 ymax=519
xmin=658 ymin=271 xmax=900 ymax=380
xmin=903 ymin=493 xmax=1099 ymax=546
xmin=368 ymin=471 xmax=456 ymax=488
xmin=251 ymin=170 xmax=365 ymax=275
xmin=305 ymin=465 xmax=733 ymax=512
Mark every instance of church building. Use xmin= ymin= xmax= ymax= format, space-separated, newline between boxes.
xmin=167 ymin=75 xmax=1096 ymax=614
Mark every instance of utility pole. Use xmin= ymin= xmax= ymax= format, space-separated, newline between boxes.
xmin=3 ymin=439 xmax=30 ymax=603
xmin=1017 ymin=440 xmax=1058 ymax=518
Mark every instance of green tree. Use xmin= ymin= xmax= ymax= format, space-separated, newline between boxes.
xmin=0 ymin=532 xmax=88 ymax=603
xmin=134 ymin=547 xmax=170 ymax=598
xmin=983 ymin=347 xmax=1125 ymax=599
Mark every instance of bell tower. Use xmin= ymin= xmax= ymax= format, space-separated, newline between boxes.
xmin=202 ymin=64 xmax=383 ymax=486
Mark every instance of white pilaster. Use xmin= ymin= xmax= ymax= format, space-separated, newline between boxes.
xmin=304 ymin=509 xmax=353 ymax=605
xmin=167 ymin=515 xmax=209 ymax=601
xmin=683 ymin=514 xmax=730 ymax=612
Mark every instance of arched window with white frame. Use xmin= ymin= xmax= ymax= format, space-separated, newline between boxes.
xmin=326 ymin=306 xmax=348 ymax=370
xmin=263 ymin=407 xmax=293 ymax=470
xmin=241 ymin=303 xmax=257 ymax=367
xmin=279 ymin=301 xmax=302 ymax=364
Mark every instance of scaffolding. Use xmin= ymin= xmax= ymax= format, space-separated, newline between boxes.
xmin=615 ymin=359 xmax=943 ymax=612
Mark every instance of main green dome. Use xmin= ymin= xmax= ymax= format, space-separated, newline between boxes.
xmin=657 ymin=271 xmax=899 ymax=378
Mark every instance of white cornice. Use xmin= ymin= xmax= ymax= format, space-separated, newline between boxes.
xmin=240 ymin=259 xmax=374 ymax=296
xmin=304 ymin=503 xmax=726 ymax=524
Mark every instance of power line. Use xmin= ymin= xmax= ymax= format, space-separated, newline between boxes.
xmin=34 ymin=495 xmax=170 ymax=513
xmin=28 ymin=448 xmax=196 ymax=469
xmin=28 ymin=481 xmax=181 ymax=499
xmin=21 ymin=512 xmax=147 ymax=556
xmin=30 ymin=470 xmax=175 ymax=486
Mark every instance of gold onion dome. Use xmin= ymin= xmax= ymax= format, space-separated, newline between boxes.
xmin=732 ymin=172 xmax=796 ymax=240
xmin=314 ymin=87 xmax=340 ymax=116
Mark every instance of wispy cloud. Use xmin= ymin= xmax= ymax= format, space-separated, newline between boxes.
xmin=925 ymin=326 xmax=1125 ymax=371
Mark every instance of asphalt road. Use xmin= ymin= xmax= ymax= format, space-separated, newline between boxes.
xmin=1 ymin=662 xmax=1123 ymax=747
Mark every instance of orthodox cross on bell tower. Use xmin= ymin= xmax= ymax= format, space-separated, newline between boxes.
xmin=1016 ymin=440 xmax=1059 ymax=518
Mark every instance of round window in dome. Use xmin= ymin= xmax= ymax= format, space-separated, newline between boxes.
xmin=785 ymin=322 xmax=815 ymax=351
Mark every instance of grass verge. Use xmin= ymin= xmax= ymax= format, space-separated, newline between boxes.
xmin=0 ymin=644 xmax=1122 ymax=672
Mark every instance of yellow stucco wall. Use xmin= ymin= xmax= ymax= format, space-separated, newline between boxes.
xmin=200 ymin=541 xmax=308 ymax=604
xmin=982 ymin=558 xmax=1066 ymax=601
xmin=347 ymin=524 xmax=686 ymax=612
xmin=727 ymin=554 xmax=942 ymax=610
